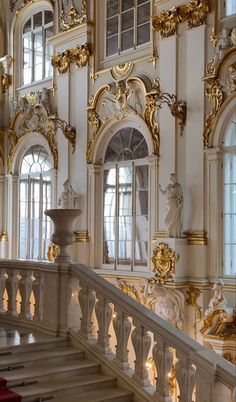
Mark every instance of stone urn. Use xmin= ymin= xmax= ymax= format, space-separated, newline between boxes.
xmin=45 ymin=209 xmax=82 ymax=263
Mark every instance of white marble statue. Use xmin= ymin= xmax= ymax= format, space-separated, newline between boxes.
xmin=159 ymin=173 xmax=183 ymax=238
xmin=58 ymin=179 xmax=79 ymax=209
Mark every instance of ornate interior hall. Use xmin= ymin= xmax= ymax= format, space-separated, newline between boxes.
xmin=0 ymin=0 xmax=235 ymax=401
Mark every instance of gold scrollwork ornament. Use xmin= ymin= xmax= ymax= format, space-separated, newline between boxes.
xmin=203 ymin=78 xmax=223 ymax=147
xmin=150 ymin=242 xmax=179 ymax=284
xmin=179 ymin=0 xmax=209 ymax=29
xmin=152 ymin=7 xmax=180 ymax=38
xmin=51 ymin=43 xmax=90 ymax=74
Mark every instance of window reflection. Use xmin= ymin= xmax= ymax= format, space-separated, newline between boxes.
xmin=103 ymin=128 xmax=148 ymax=268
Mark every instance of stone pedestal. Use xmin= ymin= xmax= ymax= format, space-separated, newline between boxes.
xmin=45 ymin=209 xmax=82 ymax=263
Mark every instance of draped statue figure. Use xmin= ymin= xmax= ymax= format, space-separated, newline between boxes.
xmin=159 ymin=173 xmax=183 ymax=238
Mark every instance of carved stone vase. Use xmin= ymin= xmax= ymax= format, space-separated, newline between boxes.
xmin=45 ymin=209 xmax=82 ymax=263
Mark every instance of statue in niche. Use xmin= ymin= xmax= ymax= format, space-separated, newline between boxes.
xmin=58 ymin=179 xmax=79 ymax=209
xmin=159 ymin=173 xmax=183 ymax=238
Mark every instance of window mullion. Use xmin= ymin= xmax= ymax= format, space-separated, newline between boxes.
xmin=115 ymin=164 xmax=119 ymax=269
xmin=39 ymin=174 xmax=43 ymax=260
xmin=131 ymin=162 xmax=135 ymax=271
xmin=27 ymin=175 xmax=31 ymax=259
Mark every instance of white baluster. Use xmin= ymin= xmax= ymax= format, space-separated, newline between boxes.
xmin=152 ymin=336 xmax=173 ymax=402
xmin=113 ymin=308 xmax=131 ymax=369
xmin=78 ymin=282 xmax=96 ymax=339
xmin=131 ymin=320 xmax=151 ymax=386
xmin=95 ymin=294 xmax=112 ymax=354
xmin=0 ymin=269 xmax=6 ymax=313
xmin=32 ymin=271 xmax=44 ymax=321
xmin=18 ymin=270 xmax=33 ymax=320
xmin=5 ymin=270 xmax=19 ymax=317
xmin=175 ymin=353 xmax=196 ymax=402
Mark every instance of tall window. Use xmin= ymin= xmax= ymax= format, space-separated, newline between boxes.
xmin=103 ymin=127 xmax=149 ymax=269
xmin=223 ymin=115 xmax=236 ymax=275
xmin=23 ymin=10 xmax=53 ymax=85
xmin=225 ymin=0 xmax=236 ymax=17
xmin=106 ymin=0 xmax=150 ymax=57
xmin=19 ymin=145 xmax=52 ymax=260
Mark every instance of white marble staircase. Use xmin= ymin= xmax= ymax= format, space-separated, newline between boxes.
xmin=0 ymin=333 xmax=133 ymax=402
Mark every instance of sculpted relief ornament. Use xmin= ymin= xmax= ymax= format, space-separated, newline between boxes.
xmin=152 ymin=0 xmax=209 ymax=38
xmin=150 ymin=242 xmax=179 ymax=284
xmin=60 ymin=0 xmax=87 ymax=31
xmin=51 ymin=43 xmax=90 ymax=74
xmin=86 ymin=76 xmax=187 ymax=163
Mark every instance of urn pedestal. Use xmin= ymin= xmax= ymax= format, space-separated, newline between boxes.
xmin=45 ymin=209 xmax=82 ymax=263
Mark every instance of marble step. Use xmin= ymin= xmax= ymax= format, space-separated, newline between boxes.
xmin=3 ymin=359 xmax=100 ymax=387
xmin=0 ymin=346 xmax=84 ymax=370
xmin=54 ymin=387 xmax=134 ymax=402
xmin=0 ymin=336 xmax=69 ymax=354
xmin=11 ymin=373 xmax=118 ymax=402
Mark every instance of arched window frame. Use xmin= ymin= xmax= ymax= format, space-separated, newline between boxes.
xmin=12 ymin=0 xmax=54 ymax=91
xmin=7 ymin=133 xmax=57 ymax=259
xmin=87 ymin=117 xmax=158 ymax=272
xmin=222 ymin=114 xmax=236 ymax=276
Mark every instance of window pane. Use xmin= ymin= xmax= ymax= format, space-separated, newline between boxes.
xmin=107 ymin=16 xmax=118 ymax=36
xmin=121 ymin=10 xmax=134 ymax=31
xmin=34 ymin=32 xmax=43 ymax=49
xmin=137 ymin=3 xmax=150 ymax=25
xmin=225 ymin=119 xmax=236 ymax=146
xmin=137 ymin=0 xmax=149 ymax=4
xmin=107 ymin=0 xmax=119 ymax=18
xmin=137 ymin=23 xmax=150 ymax=46
xmin=34 ymin=63 xmax=43 ymax=81
xmin=44 ymin=10 xmax=53 ymax=24
xmin=121 ymin=29 xmax=134 ymax=51
xmin=34 ymin=12 xmax=42 ymax=28
xmin=23 ymin=18 xmax=31 ymax=33
xmin=225 ymin=0 xmax=236 ymax=16
xmin=122 ymin=0 xmax=134 ymax=11
xmin=106 ymin=35 xmax=118 ymax=56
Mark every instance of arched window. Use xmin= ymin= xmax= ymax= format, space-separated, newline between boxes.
xmin=23 ymin=9 xmax=53 ymax=85
xmin=103 ymin=127 xmax=149 ymax=269
xmin=225 ymin=0 xmax=236 ymax=17
xmin=223 ymin=115 xmax=236 ymax=275
xmin=19 ymin=145 xmax=52 ymax=260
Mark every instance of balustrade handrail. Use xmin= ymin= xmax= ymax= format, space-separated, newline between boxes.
xmin=0 ymin=258 xmax=235 ymax=401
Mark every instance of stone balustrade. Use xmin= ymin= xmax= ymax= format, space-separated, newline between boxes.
xmin=0 ymin=258 xmax=235 ymax=402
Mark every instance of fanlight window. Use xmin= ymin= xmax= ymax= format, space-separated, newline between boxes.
xmin=225 ymin=0 xmax=236 ymax=16
xmin=103 ymin=128 xmax=149 ymax=268
xmin=23 ymin=10 xmax=53 ymax=85
xmin=223 ymin=116 xmax=236 ymax=275
xmin=106 ymin=0 xmax=151 ymax=57
xmin=19 ymin=145 xmax=52 ymax=260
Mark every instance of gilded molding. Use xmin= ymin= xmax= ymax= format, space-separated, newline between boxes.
xmin=203 ymin=48 xmax=236 ymax=147
xmin=47 ymin=243 xmax=60 ymax=262
xmin=74 ymin=230 xmax=89 ymax=243
xmin=49 ymin=116 xmax=76 ymax=152
xmin=183 ymin=230 xmax=208 ymax=245
xmin=150 ymin=242 xmax=179 ymax=284
xmin=110 ymin=62 xmax=133 ymax=80
xmin=186 ymin=286 xmax=202 ymax=339
xmin=152 ymin=7 xmax=180 ymax=38
xmin=152 ymin=0 xmax=209 ymax=38
xmin=144 ymin=93 xmax=160 ymax=155
xmin=51 ymin=43 xmax=90 ymax=74
xmin=0 ymin=231 xmax=8 ymax=241
xmin=7 ymin=89 xmax=58 ymax=173
xmin=117 ymin=280 xmax=157 ymax=311
xmin=60 ymin=1 xmax=87 ymax=32
xmin=1 ymin=74 xmax=12 ymax=94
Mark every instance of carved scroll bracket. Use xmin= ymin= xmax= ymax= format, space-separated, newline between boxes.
xmin=51 ymin=43 xmax=90 ymax=74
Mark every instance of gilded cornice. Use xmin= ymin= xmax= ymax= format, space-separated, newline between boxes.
xmin=152 ymin=0 xmax=209 ymax=38
xmin=203 ymin=47 xmax=236 ymax=147
xmin=51 ymin=43 xmax=90 ymax=74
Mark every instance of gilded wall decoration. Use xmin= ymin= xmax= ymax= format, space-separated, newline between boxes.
xmin=152 ymin=0 xmax=209 ymax=38
xmin=86 ymin=75 xmax=186 ymax=163
xmin=150 ymin=242 xmax=179 ymax=284
xmin=152 ymin=7 xmax=180 ymax=38
xmin=117 ymin=280 xmax=157 ymax=311
xmin=47 ymin=243 xmax=60 ymax=262
xmin=8 ymin=89 xmax=58 ymax=173
xmin=60 ymin=1 xmax=87 ymax=31
xmin=51 ymin=43 xmax=90 ymax=74
xmin=0 ymin=129 xmax=4 ymax=171
xmin=203 ymin=47 xmax=236 ymax=147
xmin=186 ymin=286 xmax=202 ymax=339
xmin=110 ymin=62 xmax=133 ymax=81
xmin=74 ymin=230 xmax=89 ymax=243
